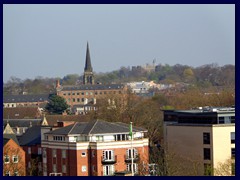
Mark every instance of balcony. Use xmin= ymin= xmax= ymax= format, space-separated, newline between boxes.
xmin=124 ymin=155 xmax=139 ymax=163
xmin=101 ymin=155 xmax=117 ymax=165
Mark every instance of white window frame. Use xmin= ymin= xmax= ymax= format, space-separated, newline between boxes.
xmin=62 ymin=149 xmax=66 ymax=158
xmin=28 ymin=147 xmax=31 ymax=154
xmin=38 ymin=147 xmax=42 ymax=155
xmin=127 ymin=148 xmax=138 ymax=159
xmin=52 ymin=149 xmax=57 ymax=158
xmin=4 ymin=155 xmax=10 ymax=164
xmin=127 ymin=163 xmax=138 ymax=174
xmin=82 ymin=165 xmax=87 ymax=172
xmin=5 ymin=171 xmax=10 ymax=176
xmin=12 ymin=155 xmax=18 ymax=163
xmin=103 ymin=150 xmax=114 ymax=161
xmin=103 ymin=165 xmax=115 ymax=176
xmin=62 ymin=165 xmax=66 ymax=173
xmin=81 ymin=152 xmax=86 ymax=157
xmin=13 ymin=170 xmax=18 ymax=176
xmin=53 ymin=164 xmax=57 ymax=173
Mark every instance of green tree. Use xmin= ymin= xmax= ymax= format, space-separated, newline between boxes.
xmin=45 ymin=94 xmax=69 ymax=114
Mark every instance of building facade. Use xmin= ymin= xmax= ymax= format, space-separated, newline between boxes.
xmin=55 ymin=43 xmax=126 ymax=108
xmin=163 ymin=107 xmax=235 ymax=176
xmin=41 ymin=120 xmax=149 ymax=176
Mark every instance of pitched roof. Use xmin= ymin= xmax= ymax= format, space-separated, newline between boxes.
xmin=3 ymin=119 xmax=42 ymax=127
xmin=3 ymin=94 xmax=49 ymax=103
xmin=46 ymin=119 xmax=147 ymax=135
xmin=45 ymin=115 xmax=89 ymax=126
xmin=3 ymin=134 xmax=19 ymax=146
xmin=61 ymin=84 xmax=124 ymax=91
xmin=84 ymin=42 xmax=93 ymax=72
xmin=3 ymin=107 xmax=41 ymax=119
xmin=18 ymin=126 xmax=41 ymax=146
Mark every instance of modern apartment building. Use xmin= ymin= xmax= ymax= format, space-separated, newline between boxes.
xmin=163 ymin=106 xmax=235 ymax=176
xmin=41 ymin=119 xmax=149 ymax=176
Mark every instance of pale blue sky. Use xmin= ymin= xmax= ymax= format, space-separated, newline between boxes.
xmin=3 ymin=4 xmax=235 ymax=82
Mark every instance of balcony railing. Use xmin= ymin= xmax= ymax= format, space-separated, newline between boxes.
xmin=101 ymin=155 xmax=117 ymax=164
xmin=124 ymin=155 xmax=139 ymax=163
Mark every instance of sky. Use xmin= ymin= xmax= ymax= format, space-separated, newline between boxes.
xmin=3 ymin=4 xmax=235 ymax=83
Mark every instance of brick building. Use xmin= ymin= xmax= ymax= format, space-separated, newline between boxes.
xmin=3 ymin=123 xmax=26 ymax=176
xmin=55 ymin=43 xmax=126 ymax=108
xmin=41 ymin=119 xmax=149 ymax=176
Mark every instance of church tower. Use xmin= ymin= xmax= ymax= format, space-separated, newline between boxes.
xmin=83 ymin=42 xmax=94 ymax=85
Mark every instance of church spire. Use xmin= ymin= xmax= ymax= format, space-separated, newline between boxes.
xmin=83 ymin=42 xmax=94 ymax=85
xmin=84 ymin=42 xmax=93 ymax=72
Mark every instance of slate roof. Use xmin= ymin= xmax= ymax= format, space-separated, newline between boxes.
xmin=3 ymin=107 xmax=41 ymax=119
xmin=3 ymin=119 xmax=42 ymax=127
xmin=3 ymin=134 xmax=19 ymax=146
xmin=18 ymin=126 xmax=41 ymax=146
xmin=3 ymin=94 xmax=49 ymax=103
xmin=45 ymin=115 xmax=89 ymax=126
xmin=46 ymin=119 xmax=147 ymax=135
xmin=61 ymin=84 xmax=124 ymax=91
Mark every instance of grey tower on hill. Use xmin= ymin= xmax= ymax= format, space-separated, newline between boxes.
xmin=83 ymin=42 xmax=94 ymax=85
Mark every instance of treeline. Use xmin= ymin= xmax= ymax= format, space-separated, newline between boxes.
xmin=3 ymin=63 xmax=235 ymax=95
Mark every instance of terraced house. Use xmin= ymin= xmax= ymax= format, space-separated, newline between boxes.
xmin=55 ymin=43 xmax=126 ymax=108
xmin=41 ymin=119 xmax=149 ymax=176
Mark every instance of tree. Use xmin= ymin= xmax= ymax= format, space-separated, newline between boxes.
xmin=45 ymin=94 xmax=69 ymax=114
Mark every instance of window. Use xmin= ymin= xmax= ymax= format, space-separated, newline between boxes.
xmin=28 ymin=147 xmax=31 ymax=154
xmin=218 ymin=117 xmax=224 ymax=124
xmin=77 ymin=98 xmax=80 ymax=102
xmin=81 ymin=152 xmax=86 ymax=157
xmin=4 ymin=155 xmax=10 ymax=164
xmin=28 ymin=161 xmax=31 ymax=168
xmin=92 ymin=150 xmax=95 ymax=158
xmin=231 ymin=148 xmax=235 ymax=159
xmin=232 ymin=163 xmax=235 ymax=175
xmin=103 ymin=150 xmax=114 ymax=161
xmin=62 ymin=150 xmax=66 ymax=158
xmin=103 ymin=165 xmax=115 ymax=176
xmin=38 ymin=147 xmax=42 ymax=155
xmin=231 ymin=132 xmax=235 ymax=144
xmin=77 ymin=92 xmax=80 ymax=95
xmin=81 ymin=92 xmax=84 ymax=95
xmin=68 ymin=93 xmax=70 ymax=96
xmin=53 ymin=164 xmax=57 ymax=173
xmin=52 ymin=149 xmax=57 ymax=158
xmin=203 ymin=133 xmax=210 ymax=144
xmin=95 ymin=92 xmax=98 ymax=95
xmin=53 ymin=136 xmax=65 ymax=141
xmin=230 ymin=116 xmax=235 ymax=123
xmin=73 ymin=98 xmax=75 ymax=102
xmin=12 ymin=155 xmax=18 ymax=163
xmin=204 ymin=163 xmax=212 ymax=176
xmin=72 ymin=93 xmax=75 ymax=95
xmin=62 ymin=165 xmax=66 ymax=173
xmin=86 ymin=92 xmax=88 ymax=95
xmin=13 ymin=171 xmax=18 ymax=176
xmin=82 ymin=165 xmax=87 ymax=172
xmin=43 ymin=148 xmax=47 ymax=158
xmin=127 ymin=148 xmax=138 ymax=159
xmin=92 ymin=165 xmax=95 ymax=172
xmin=82 ymin=98 xmax=84 ymax=102
xmin=5 ymin=171 xmax=10 ymax=176
xmin=203 ymin=148 xmax=211 ymax=160
xmin=127 ymin=163 xmax=138 ymax=174
xmin=96 ymin=136 xmax=103 ymax=142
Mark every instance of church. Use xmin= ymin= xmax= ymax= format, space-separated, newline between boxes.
xmin=55 ymin=43 xmax=126 ymax=108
